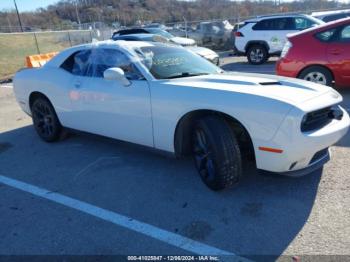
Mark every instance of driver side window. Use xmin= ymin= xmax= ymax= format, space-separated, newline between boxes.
xmin=86 ymin=48 xmax=144 ymax=80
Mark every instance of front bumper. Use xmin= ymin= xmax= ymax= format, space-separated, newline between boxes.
xmin=255 ymin=105 xmax=350 ymax=174
xmin=259 ymin=148 xmax=330 ymax=177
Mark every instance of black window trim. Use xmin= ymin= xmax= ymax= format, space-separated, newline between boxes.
xmin=252 ymin=17 xmax=296 ymax=31
xmin=314 ymin=24 xmax=350 ymax=43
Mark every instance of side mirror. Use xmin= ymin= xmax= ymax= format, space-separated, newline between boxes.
xmin=103 ymin=67 xmax=130 ymax=86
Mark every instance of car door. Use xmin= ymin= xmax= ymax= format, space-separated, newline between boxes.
xmin=251 ymin=19 xmax=275 ymax=52
xmin=327 ymin=24 xmax=350 ymax=85
xmin=269 ymin=17 xmax=295 ymax=53
xmin=57 ymin=49 xmax=91 ymax=128
xmin=69 ymin=47 xmax=154 ymax=147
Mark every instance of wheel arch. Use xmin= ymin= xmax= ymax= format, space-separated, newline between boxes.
xmin=29 ymin=91 xmax=60 ymax=122
xmin=244 ymin=40 xmax=270 ymax=54
xmin=174 ymin=109 xmax=255 ymax=162
xmin=29 ymin=91 xmax=53 ymax=109
xmin=297 ymin=64 xmax=334 ymax=82
xmin=28 ymin=91 xmax=65 ymax=142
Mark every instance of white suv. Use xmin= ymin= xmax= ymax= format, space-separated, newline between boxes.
xmin=234 ymin=14 xmax=324 ymax=64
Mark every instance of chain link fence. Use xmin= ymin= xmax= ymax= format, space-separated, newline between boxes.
xmin=0 ymin=29 xmax=113 ymax=79
xmin=1 ymin=6 xmax=349 ymax=79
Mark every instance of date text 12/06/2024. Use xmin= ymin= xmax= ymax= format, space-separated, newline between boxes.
xmin=127 ymin=256 xmax=220 ymax=261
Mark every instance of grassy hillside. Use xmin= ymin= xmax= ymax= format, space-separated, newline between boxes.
xmin=0 ymin=31 xmax=92 ymax=79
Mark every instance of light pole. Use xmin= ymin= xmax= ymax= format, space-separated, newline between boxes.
xmin=13 ymin=0 xmax=23 ymax=32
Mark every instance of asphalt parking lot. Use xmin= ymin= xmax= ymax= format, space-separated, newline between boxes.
xmin=220 ymin=55 xmax=278 ymax=75
xmin=0 ymin=57 xmax=350 ymax=261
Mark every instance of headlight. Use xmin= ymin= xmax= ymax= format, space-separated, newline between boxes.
xmin=281 ymin=41 xmax=292 ymax=58
xmin=330 ymin=105 xmax=344 ymax=120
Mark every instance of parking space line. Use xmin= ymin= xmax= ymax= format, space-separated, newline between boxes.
xmin=0 ymin=175 xmax=248 ymax=259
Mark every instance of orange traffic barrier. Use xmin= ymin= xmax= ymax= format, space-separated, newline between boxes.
xmin=25 ymin=52 xmax=58 ymax=68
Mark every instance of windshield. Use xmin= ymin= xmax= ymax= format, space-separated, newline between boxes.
xmin=135 ymin=45 xmax=222 ymax=79
xmin=146 ymin=28 xmax=174 ymax=39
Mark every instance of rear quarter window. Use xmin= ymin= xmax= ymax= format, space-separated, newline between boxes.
xmin=314 ymin=28 xmax=336 ymax=42
xmin=60 ymin=50 xmax=91 ymax=76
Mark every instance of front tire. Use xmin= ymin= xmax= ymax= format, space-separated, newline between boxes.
xmin=31 ymin=97 xmax=63 ymax=142
xmin=192 ymin=116 xmax=242 ymax=191
xmin=298 ymin=66 xmax=333 ymax=86
xmin=247 ymin=45 xmax=268 ymax=65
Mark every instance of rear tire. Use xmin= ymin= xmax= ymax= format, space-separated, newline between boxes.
xmin=192 ymin=116 xmax=242 ymax=191
xmin=298 ymin=66 xmax=333 ymax=86
xmin=31 ymin=97 xmax=63 ymax=142
xmin=247 ymin=45 xmax=268 ymax=65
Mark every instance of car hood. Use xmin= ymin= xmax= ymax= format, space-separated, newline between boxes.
xmin=163 ymin=72 xmax=341 ymax=107
xmin=186 ymin=46 xmax=218 ymax=57
xmin=171 ymin=36 xmax=196 ymax=46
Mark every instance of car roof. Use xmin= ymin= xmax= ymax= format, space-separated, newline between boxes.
xmin=91 ymin=39 xmax=157 ymax=49
xmin=45 ymin=40 xmax=157 ymax=68
xmin=112 ymin=34 xmax=173 ymax=45
xmin=65 ymin=40 xmax=180 ymax=56
xmin=244 ymin=13 xmax=309 ymax=23
xmin=113 ymin=34 xmax=154 ymax=41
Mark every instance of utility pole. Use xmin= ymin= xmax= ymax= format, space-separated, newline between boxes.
xmin=75 ymin=0 xmax=81 ymax=28
xmin=13 ymin=0 xmax=23 ymax=32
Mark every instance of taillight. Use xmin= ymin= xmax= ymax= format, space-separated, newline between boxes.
xmin=234 ymin=31 xmax=244 ymax=37
xmin=281 ymin=40 xmax=292 ymax=58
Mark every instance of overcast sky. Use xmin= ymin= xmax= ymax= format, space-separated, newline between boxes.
xmin=0 ymin=0 xmax=349 ymax=12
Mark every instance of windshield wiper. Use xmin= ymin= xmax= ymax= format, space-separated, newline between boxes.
xmin=166 ymin=72 xmax=209 ymax=79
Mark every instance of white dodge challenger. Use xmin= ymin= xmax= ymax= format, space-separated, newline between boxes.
xmin=13 ymin=40 xmax=350 ymax=190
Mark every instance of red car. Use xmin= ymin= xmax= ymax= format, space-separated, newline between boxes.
xmin=276 ymin=18 xmax=350 ymax=88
